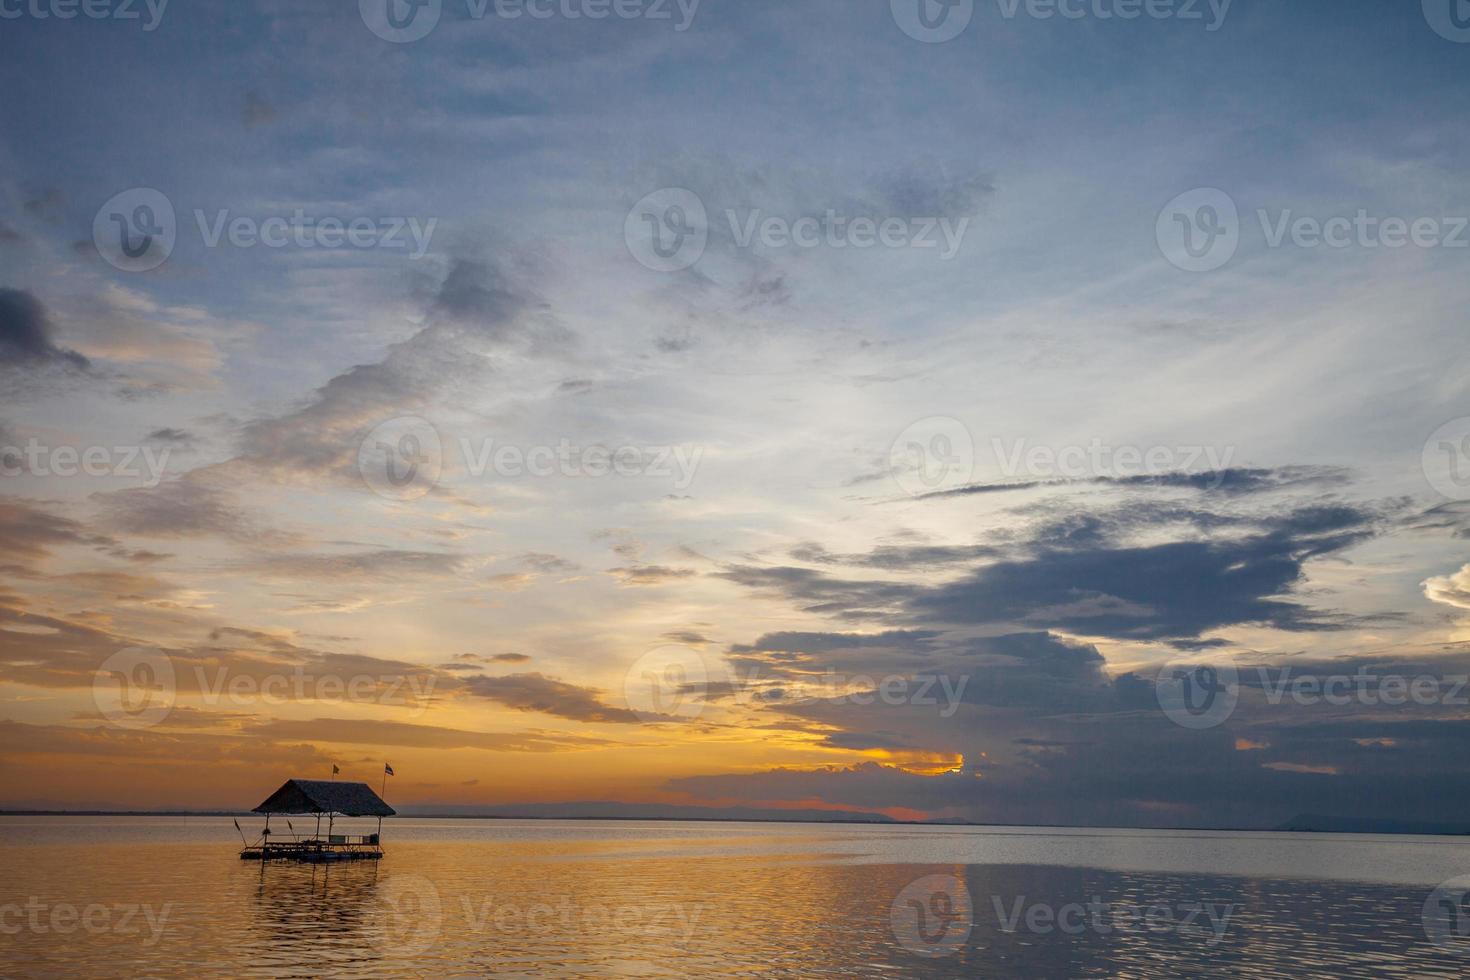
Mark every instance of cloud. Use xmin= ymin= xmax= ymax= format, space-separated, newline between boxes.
xmin=250 ymin=718 xmax=615 ymax=752
xmin=1425 ymin=564 xmax=1470 ymax=611
xmin=662 ymin=629 xmax=711 ymax=645
xmin=608 ymin=565 xmax=697 ymax=587
xmin=722 ymin=503 xmax=1381 ymax=640
xmin=249 ymin=549 xmax=470 ymax=580
xmin=0 ymin=501 xmax=114 ymax=562
xmin=94 ymin=473 xmax=258 ymax=540
xmin=463 ymin=672 xmax=644 ymax=724
xmin=913 ymin=466 xmax=1347 ymax=502
xmin=0 ymin=288 xmax=88 ymax=369
xmin=243 ymin=92 xmax=279 ymax=128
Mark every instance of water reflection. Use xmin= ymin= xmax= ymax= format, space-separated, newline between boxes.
xmin=2 ymin=820 xmax=1470 ymax=978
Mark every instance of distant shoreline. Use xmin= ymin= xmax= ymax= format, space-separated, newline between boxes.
xmin=3 ymin=809 xmax=1469 ymax=837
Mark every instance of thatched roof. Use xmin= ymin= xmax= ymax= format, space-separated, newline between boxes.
xmin=252 ymin=779 xmax=395 ymax=817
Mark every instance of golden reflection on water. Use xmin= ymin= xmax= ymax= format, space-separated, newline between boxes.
xmin=2 ymin=821 xmax=1469 ymax=978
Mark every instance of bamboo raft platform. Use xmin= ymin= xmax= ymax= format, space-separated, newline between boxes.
xmin=239 ymin=777 xmax=395 ymax=864
xmin=239 ymin=834 xmax=384 ymax=863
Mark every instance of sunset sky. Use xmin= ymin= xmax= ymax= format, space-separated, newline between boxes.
xmin=2 ymin=0 xmax=1470 ymax=828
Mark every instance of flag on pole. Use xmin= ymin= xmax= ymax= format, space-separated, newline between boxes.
xmin=384 ymin=763 xmax=394 ymax=776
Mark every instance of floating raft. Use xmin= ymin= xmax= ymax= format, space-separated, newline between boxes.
xmin=240 ymin=837 xmax=383 ymax=863
xmin=240 ymin=778 xmax=395 ymax=863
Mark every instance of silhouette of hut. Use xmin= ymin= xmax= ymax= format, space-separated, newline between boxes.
xmin=240 ymin=779 xmax=395 ymax=862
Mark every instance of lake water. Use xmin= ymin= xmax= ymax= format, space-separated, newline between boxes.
xmin=4 ymin=816 xmax=1470 ymax=977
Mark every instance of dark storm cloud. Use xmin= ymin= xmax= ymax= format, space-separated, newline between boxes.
xmin=0 ymin=288 xmax=88 ymax=369
xmin=463 ymin=672 xmax=644 ymax=724
xmin=724 ymin=502 xmax=1381 ymax=641
xmin=909 ymin=524 xmax=1371 ymax=640
xmin=915 ymin=466 xmax=1347 ymax=501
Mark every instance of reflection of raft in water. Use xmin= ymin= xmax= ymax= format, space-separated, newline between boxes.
xmin=239 ymin=778 xmax=394 ymax=863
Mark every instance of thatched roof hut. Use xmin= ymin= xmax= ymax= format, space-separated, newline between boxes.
xmin=252 ymin=779 xmax=395 ymax=818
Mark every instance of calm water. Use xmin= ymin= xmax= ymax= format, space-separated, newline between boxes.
xmin=4 ymin=816 xmax=1470 ymax=977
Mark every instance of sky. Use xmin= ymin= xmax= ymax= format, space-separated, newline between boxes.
xmin=1 ymin=0 xmax=1470 ymax=829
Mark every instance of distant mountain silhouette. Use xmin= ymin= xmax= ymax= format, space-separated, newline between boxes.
xmin=396 ymin=801 xmax=899 ymax=823
xmin=1277 ymin=813 xmax=1470 ymax=836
